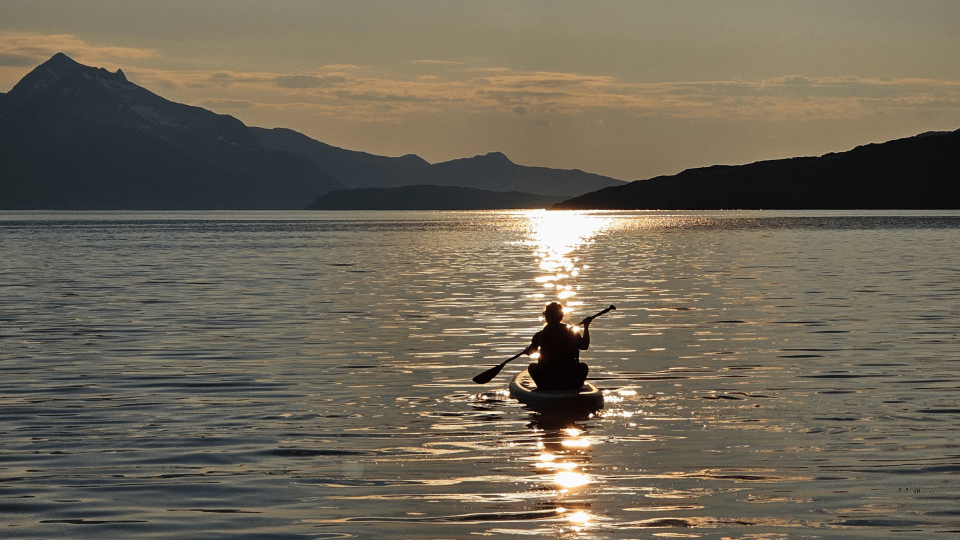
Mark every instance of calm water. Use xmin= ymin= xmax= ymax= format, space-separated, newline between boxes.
xmin=2 ymin=210 xmax=960 ymax=539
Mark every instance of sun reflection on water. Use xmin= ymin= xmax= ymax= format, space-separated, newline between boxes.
xmin=516 ymin=208 xmax=612 ymax=532
xmin=566 ymin=510 xmax=590 ymax=523
xmin=555 ymin=470 xmax=590 ymax=489
xmin=523 ymin=210 xmax=613 ymax=307
xmin=528 ymin=418 xmax=601 ymax=534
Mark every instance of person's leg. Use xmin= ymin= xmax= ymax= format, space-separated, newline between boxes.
xmin=528 ymin=362 xmax=546 ymax=387
xmin=565 ymin=362 xmax=588 ymax=389
xmin=529 ymin=362 xmax=561 ymax=390
xmin=531 ymin=362 xmax=587 ymax=390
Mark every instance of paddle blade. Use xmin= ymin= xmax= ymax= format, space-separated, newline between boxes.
xmin=472 ymin=364 xmax=504 ymax=384
xmin=472 ymin=351 xmax=524 ymax=384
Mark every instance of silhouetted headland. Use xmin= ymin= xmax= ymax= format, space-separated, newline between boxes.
xmin=305 ymin=185 xmax=565 ymax=210
xmin=554 ymin=129 xmax=960 ymax=210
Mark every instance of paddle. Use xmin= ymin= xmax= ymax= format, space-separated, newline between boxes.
xmin=472 ymin=305 xmax=616 ymax=385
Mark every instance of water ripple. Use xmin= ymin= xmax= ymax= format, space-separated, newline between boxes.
xmin=2 ymin=210 xmax=960 ymax=538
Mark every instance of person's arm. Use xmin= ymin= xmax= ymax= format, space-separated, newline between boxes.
xmin=524 ymin=332 xmax=541 ymax=356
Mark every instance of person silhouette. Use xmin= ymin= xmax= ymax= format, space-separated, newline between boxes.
xmin=524 ymin=302 xmax=591 ymax=390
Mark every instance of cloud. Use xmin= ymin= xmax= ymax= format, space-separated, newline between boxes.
xmin=7 ymin=33 xmax=956 ymax=124
xmin=333 ymin=89 xmax=448 ymax=103
xmin=128 ymin=68 xmax=277 ymax=90
xmin=0 ymin=53 xmax=40 ymax=67
xmin=157 ymin=67 xmax=960 ymax=123
xmin=0 ymin=32 xmax=161 ymax=65
xmin=478 ymin=71 xmax=617 ymax=89
xmin=413 ymin=59 xmax=463 ymax=66
xmin=275 ymin=73 xmax=348 ymax=89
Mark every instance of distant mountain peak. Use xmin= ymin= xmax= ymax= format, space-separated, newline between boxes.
xmin=397 ymin=153 xmax=430 ymax=167
xmin=437 ymin=151 xmax=515 ymax=169
xmin=478 ymin=151 xmax=513 ymax=164
xmin=1 ymin=53 xmax=85 ymax=116
xmin=13 ymin=53 xmax=127 ymax=90
xmin=36 ymin=52 xmax=83 ymax=80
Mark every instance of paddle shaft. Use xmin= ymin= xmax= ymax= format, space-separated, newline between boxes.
xmin=495 ymin=351 xmax=524 ymax=371
xmin=579 ymin=304 xmax=615 ymax=325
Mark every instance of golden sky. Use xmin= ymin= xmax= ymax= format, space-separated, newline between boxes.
xmin=2 ymin=0 xmax=959 ymax=180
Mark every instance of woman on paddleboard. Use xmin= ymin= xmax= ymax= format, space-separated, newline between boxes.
xmin=523 ymin=302 xmax=591 ymax=390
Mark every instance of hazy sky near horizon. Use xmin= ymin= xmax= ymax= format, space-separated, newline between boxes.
xmin=2 ymin=0 xmax=959 ymax=180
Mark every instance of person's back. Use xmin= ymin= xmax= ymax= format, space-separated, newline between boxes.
xmin=525 ymin=302 xmax=590 ymax=390
xmin=534 ymin=322 xmax=582 ymax=367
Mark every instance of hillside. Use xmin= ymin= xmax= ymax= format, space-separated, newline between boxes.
xmin=305 ymin=184 xmax=565 ymax=210
xmin=403 ymin=152 xmax=624 ymax=197
xmin=251 ymin=126 xmax=430 ymax=189
xmin=0 ymin=54 xmax=343 ymax=209
xmin=555 ymin=129 xmax=960 ymax=210
xmin=253 ymin=127 xmax=625 ymax=197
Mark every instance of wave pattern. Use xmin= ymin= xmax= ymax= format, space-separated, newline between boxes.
xmin=1 ymin=210 xmax=959 ymax=538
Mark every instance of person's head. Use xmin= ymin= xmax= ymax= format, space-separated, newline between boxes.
xmin=543 ymin=302 xmax=564 ymax=324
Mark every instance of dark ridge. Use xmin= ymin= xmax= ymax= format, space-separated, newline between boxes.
xmin=305 ymin=184 xmax=566 ymax=210
xmin=251 ymin=126 xmax=430 ymax=189
xmin=410 ymin=152 xmax=624 ymax=197
xmin=255 ymin=126 xmax=626 ymax=198
xmin=554 ymin=129 xmax=960 ymax=210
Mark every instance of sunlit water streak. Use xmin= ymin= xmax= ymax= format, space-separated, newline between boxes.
xmin=1 ymin=210 xmax=960 ymax=538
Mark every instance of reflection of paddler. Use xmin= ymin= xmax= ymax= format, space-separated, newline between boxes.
xmin=523 ymin=302 xmax=590 ymax=390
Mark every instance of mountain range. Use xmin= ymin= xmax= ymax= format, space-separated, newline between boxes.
xmin=0 ymin=54 xmax=624 ymax=210
xmin=252 ymin=127 xmax=623 ymax=196
xmin=555 ymin=128 xmax=960 ymax=210
xmin=4 ymin=54 xmax=957 ymax=211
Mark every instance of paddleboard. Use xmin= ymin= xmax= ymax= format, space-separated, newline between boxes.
xmin=509 ymin=369 xmax=604 ymax=411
